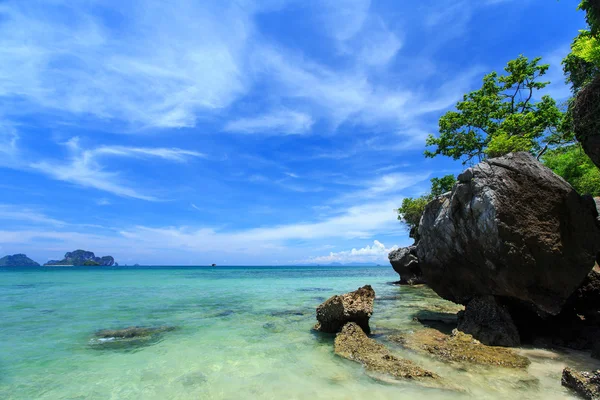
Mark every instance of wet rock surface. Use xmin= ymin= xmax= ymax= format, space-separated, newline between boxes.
xmin=562 ymin=367 xmax=600 ymax=400
xmin=390 ymin=328 xmax=530 ymax=369
xmin=315 ymin=285 xmax=375 ymax=334
xmin=334 ymin=322 xmax=439 ymax=381
xmin=417 ymin=152 xmax=600 ymax=317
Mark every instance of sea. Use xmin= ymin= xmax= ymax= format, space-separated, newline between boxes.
xmin=0 ymin=265 xmax=596 ymax=399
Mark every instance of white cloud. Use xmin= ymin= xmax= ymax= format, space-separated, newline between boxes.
xmin=318 ymin=0 xmax=371 ymax=42
xmin=0 ymin=204 xmax=66 ymax=226
xmin=29 ymin=138 xmax=204 ymax=201
xmin=224 ymin=109 xmax=314 ymax=134
xmin=301 ymin=240 xmax=399 ymax=264
xmin=0 ymin=0 xmax=253 ymax=128
xmin=0 ymin=120 xmax=19 ymax=158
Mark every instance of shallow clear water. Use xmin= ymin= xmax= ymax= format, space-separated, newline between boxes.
xmin=0 ymin=265 xmax=597 ymax=399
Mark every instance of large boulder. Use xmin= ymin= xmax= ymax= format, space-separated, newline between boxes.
xmin=457 ymin=296 xmax=520 ymax=347
xmin=314 ymin=285 xmax=375 ymax=334
xmin=388 ymin=246 xmax=424 ymax=285
xmin=417 ymin=152 xmax=600 ymax=317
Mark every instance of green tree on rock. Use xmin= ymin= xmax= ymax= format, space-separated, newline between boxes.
xmin=397 ymin=175 xmax=456 ymax=237
xmin=425 ymin=55 xmax=565 ymax=164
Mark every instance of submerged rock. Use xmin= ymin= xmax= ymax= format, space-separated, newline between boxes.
xmin=315 ymin=285 xmax=375 ymax=334
xmin=417 ymin=152 xmax=600 ymax=317
xmin=388 ymin=246 xmax=424 ymax=285
xmin=391 ymin=328 xmax=529 ymax=369
xmin=562 ymin=367 xmax=600 ymax=400
xmin=457 ymin=296 xmax=520 ymax=347
xmin=90 ymin=326 xmax=175 ymax=349
xmin=334 ymin=322 xmax=438 ymax=381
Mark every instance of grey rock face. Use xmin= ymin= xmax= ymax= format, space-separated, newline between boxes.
xmin=388 ymin=246 xmax=424 ymax=285
xmin=315 ymin=285 xmax=375 ymax=334
xmin=417 ymin=152 xmax=600 ymax=317
xmin=457 ymin=296 xmax=520 ymax=347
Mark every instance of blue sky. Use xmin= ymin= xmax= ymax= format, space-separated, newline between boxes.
xmin=0 ymin=0 xmax=584 ymax=265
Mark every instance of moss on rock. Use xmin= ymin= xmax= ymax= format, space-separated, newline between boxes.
xmin=390 ymin=328 xmax=530 ymax=369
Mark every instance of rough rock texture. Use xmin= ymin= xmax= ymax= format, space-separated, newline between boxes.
xmin=315 ymin=285 xmax=375 ymax=334
xmin=45 ymin=250 xmax=115 ymax=266
xmin=334 ymin=322 xmax=438 ymax=381
xmin=390 ymin=328 xmax=529 ymax=369
xmin=417 ymin=152 xmax=600 ymax=317
xmin=388 ymin=246 xmax=424 ymax=285
xmin=457 ymin=296 xmax=520 ymax=347
xmin=562 ymin=367 xmax=600 ymax=400
xmin=573 ymin=75 xmax=600 ymax=170
xmin=0 ymin=254 xmax=40 ymax=267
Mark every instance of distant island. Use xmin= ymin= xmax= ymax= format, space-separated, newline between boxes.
xmin=0 ymin=254 xmax=40 ymax=267
xmin=44 ymin=250 xmax=115 ymax=266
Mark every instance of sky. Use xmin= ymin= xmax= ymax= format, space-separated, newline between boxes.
xmin=0 ymin=0 xmax=585 ymax=265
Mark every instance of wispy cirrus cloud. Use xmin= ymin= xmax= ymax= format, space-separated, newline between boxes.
xmin=29 ymin=137 xmax=204 ymax=201
xmin=224 ymin=109 xmax=314 ymax=134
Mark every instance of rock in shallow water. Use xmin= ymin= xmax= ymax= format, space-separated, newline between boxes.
xmin=562 ymin=367 xmax=600 ymax=400
xmin=314 ymin=285 xmax=375 ymax=334
xmin=90 ymin=326 xmax=175 ymax=349
xmin=388 ymin=246 xmax=424 ymax=285
xmin=417 ymin=152 xmax=600 ymax=317
xmin=390 ymin=328 xmax=529 ymax=369
xmin=334 ymin=322 xmax=438 ymax=381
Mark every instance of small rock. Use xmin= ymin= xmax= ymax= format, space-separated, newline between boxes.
xmin=388 ymin=246 xmax=424 ymax=285
xmin=562 ymin=367 xmax=600 ymax=400
xmin=334 ymin=322 xmax=438 ymax=381
xmin=315 ymin=285 xmax=375 ymax=334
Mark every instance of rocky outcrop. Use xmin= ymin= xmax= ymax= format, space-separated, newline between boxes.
xmin=573 ymin=75 xmax=600 ymax=170
xmin=0 ymin=254 xmax=39 ymax=267
xmin=44 ymin=250 xmax=115 ymax=266
xmin=457 ymin=296 xmax=520 ymax=347
xmin=562 ymin=367 xmax=600 ymax=400
xmin=314 ymin=285 xmax=375 ymax=334
xmin=390 ymin=328 xmax=529 ymax=369
xmin=417 ymin=152 xmax=600 ymax=317
xmin=334 ymin=322 xmax=438 ymax=381
xmin=388 ymin=246 xmax=424 ymax=285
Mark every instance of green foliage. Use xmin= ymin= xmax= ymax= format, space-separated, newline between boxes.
xmin=563 ymin=1 xmax=600 ymax=93
xmin=397 ymin=196 xmax=430 ymax=232
xmin=397 ymin=175 xmax=456 ymax=233
xmin=542 ymin=144 xmax=600 ymax=196
xmin=430 ymin=175 xmax=456 ymax=197
xmin=425 ymin=55 xmax=564 ymax=164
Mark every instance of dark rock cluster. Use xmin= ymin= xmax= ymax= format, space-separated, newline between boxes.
xmin=389 ymin=152 xmax=600 ymax=351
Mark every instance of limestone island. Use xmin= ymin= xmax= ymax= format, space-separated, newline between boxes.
xmin=44 ymin=250 xmax=116 ymax=266
xmin=0 ymin=254 xmax=40 ymax=267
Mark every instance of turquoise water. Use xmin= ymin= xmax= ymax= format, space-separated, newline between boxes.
xmin=0 ymin=265 xmax=596 ymax=399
